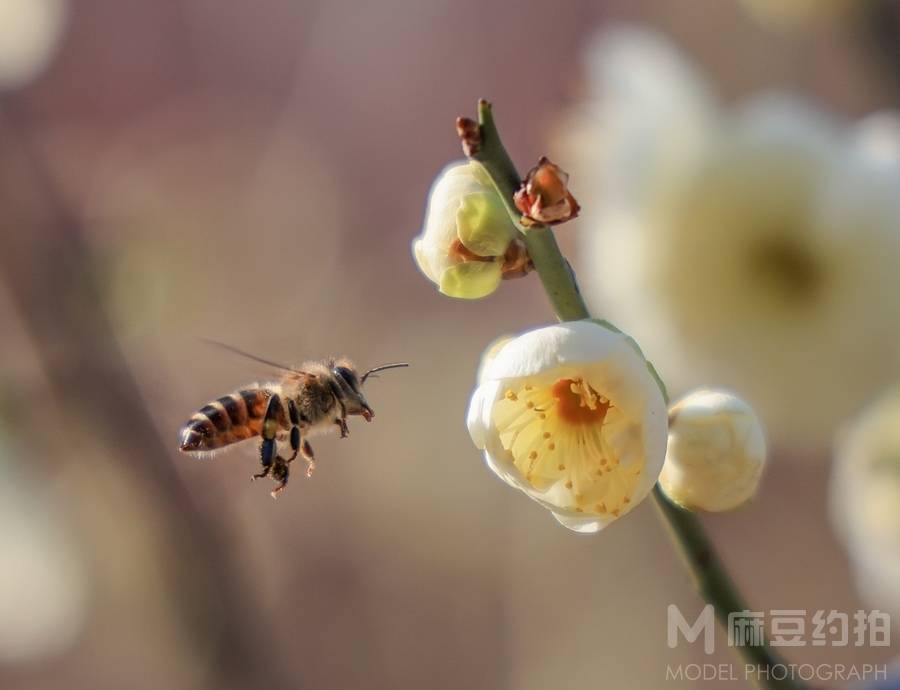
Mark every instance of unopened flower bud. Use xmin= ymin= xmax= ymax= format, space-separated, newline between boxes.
xmin=659 ymin=389 xmax=766 ymax=512
xmin=413 ymin=161 xmax=529 ymax=299
xmin=513 ymin=157 xmax=580 ymax=226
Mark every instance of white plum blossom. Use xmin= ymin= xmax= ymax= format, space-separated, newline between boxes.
xmin=413 ymin=161 xmax=523 ymax=299
xmin=0 ymin=0 xmax=67 ymax=88
xmin=831 ymin=387 xmax=900 ymax=617
xmin=659 ymin=389 xmax=767 ymax=512
xmin=0 ymin=439 xmax=87 ymax=662
xmin=467 ymin=320 xmax=668 ymax=533
xmin=561 ymin=27 xmax=900 ymax=451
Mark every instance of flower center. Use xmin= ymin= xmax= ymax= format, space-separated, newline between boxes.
xmin=747 ymin=237 xmax=822 ymax=303
xmin=492 ymin=376 xmax=642 ymax=518
xmin=551 ymin=378 xmax=611 ymax=426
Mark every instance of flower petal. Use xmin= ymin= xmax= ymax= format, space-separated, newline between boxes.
xmin=552 ymin=511 xmax=606 ymax=534
xmin=412 ymin=238 xmax=436 ymax=282
xmin=456 ymin=192 xmax=516 ymax=257
xmin=484 ymin=320 xmax=638 ymax=381
xmin=438 ymin=261 xmax=502 ymax=299
xmin=466 ymin=380 xmax=500 ymax=450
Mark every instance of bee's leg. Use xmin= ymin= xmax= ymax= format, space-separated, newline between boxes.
xmin=253 ymin=393 xmax=282 ymax=481
xmin=328 ymin=380 xmax=349 ymax=437
xmin=270 ymin=458 xmax=289 ymax=499
xmin=301 ymin=439 xmax=316 ymax=478
xmin=278 ymin=400 xmax=301 ymax=463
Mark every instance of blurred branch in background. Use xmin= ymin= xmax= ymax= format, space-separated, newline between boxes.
xmin=862 ymin=0 xmax=900 ymax=100
xmin=0 ymin=104 xmax=296 ymax=690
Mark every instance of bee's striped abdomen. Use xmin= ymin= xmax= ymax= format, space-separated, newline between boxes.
xmin=179 ymin=388 xmax=271 ymax=453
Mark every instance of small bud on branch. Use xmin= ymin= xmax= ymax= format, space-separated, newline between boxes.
xmin=514 ymin=157 xmax=580 ymax=227
xmin=500 ymin=238 xmax=533 ymax=279
xmin=456 ymin=117 xmax=482 ymax=157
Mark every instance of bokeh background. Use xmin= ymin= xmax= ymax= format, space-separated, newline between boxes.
xmin=1 ymin=1 xmax=899 ymax=689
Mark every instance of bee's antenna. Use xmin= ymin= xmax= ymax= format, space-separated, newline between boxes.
xmin=361 ymin=362 xmax=409 ymax=384
xmin=202 ymin=339 xmax=312 ymax=377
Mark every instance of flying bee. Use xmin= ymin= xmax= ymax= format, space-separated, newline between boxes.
xmin=178 ymin=343 xmax=408 ymax=498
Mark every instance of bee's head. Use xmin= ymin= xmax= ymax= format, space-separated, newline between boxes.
xmin=331 ymin=359 xmax=408 ymax=422
xmin=331 ymin=361 xmax=374 ymax=421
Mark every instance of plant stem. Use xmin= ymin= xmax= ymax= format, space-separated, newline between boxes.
xmin=464 ymin=100 xmax=805 ymax=690
xmin=471 ymin=101 xmax=590 ymax=322
xmin=652 ymin=485 xmax=797 ymax=674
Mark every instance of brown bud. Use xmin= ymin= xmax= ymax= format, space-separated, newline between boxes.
xmin=500 ymin=237 xmax=533 ymax=280
xmin=448 ymin=236 xmax=532 ymax=281
xmin=513 ymin=156 xmax=580 ymax=226
xmin=448 ymin=237 xmax=493 ymax=264
xmin=456 ymin=117 xmax=482 ymax=157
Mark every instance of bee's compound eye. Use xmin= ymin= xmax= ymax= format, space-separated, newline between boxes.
xmin=333 ymin=366 xmax=360 ymax=391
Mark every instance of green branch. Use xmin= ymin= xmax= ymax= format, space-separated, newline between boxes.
xmin=462 ymin=99 xmax=805 ymax=690
xmin=469 ymin=101 xmax=591 ymax=322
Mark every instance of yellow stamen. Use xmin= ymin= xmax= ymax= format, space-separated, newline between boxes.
xmin=492 ymin=375 xmax=641 ymax=520
xmin=551 ymin=378 xmax=611 ymax=426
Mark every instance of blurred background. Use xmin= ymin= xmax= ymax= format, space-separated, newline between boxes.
xmin=1 ymin=1 xmax=899 ymax=689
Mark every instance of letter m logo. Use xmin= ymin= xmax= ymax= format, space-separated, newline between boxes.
xmin=668 ymin=604 xmax=715 ymax=654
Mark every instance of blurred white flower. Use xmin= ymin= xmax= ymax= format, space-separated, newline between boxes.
xmin=562 ymin=27 xmax=900 ymax=451
xmin=0 ymin=0 xmax=67 ymax=88
xmin=831 ymin=387 xmax=900 ymax=617
xmin=413 ymin=161 xmax=525 ymax=299
xmin=0 ymin=439 xmax=88 ymax=662
xmin=466 ymin=320 xmax=668 ymax=533
xmin=660 ymin=388 xmax=766 ymax=512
